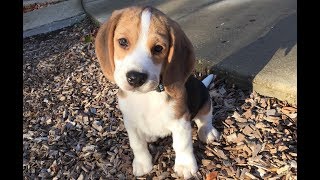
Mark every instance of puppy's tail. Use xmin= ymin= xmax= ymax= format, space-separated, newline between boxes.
xmin=201 ymin=74 xmax=216 ymax=88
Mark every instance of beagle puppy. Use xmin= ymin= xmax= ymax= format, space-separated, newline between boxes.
xmin=95 ymin=6 xmax=220 ymax=179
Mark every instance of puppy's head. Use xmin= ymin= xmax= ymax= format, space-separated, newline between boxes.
xmin=95 ymin=6 xmax=194 ymax=95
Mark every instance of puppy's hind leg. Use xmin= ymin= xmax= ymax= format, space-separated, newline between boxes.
xmin=194 ymin=99 xmax=220 ymax=143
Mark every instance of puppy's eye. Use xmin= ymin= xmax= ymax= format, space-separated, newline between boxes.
xmin=153 ymin=45 xmax=163 ymax=54
xmin=118 ymin=38 xmax=129 ymax=48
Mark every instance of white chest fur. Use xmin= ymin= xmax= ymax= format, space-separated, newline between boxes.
xmin=118 ymin=90 xmax=175 ymax=140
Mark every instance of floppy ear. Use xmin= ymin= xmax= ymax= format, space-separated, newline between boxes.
xmin=162 ymin=21 xmax=195 ymax=98
xmin=95 ymin=10 xmax=123 ymax=83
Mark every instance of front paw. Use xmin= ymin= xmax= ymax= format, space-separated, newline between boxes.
xmin=133 ymin=158 xmax=153 ymax=176
xmin=174 ymin=154 xmax=198 ymax=179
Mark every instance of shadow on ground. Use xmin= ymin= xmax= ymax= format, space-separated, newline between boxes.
xmin=210 ymin=13 xmax=297 ymax=90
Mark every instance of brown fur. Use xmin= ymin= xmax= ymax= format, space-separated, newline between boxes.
xmin=95 ymin=9 xmax=121 ymax=82
xmin=196 ymin=99 xmax=212 ymax=116
xmin=113 ymin=7 xmax=143 ymax=60
xmin=95 ymin=6 xmax=195 ymax=119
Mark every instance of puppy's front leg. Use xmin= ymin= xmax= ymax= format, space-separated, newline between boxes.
xmin=171 ymin=119 xmax=198 ymax=179
xmin=125 ymin=124 xmax=153 ymax=176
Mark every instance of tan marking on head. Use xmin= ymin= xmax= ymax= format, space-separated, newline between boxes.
xmin=113 ymin=7 xmax=145 ymax=60
xmin=146 ymin=8 xmax=170 ymax=65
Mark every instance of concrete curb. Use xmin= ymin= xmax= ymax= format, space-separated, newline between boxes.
xmin=23 ymin=0 xmax=86 ymax=38
xmin=23 ymin=14 xmax=86 ymax=38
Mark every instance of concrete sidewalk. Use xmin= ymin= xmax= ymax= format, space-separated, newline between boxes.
xmin=23 ymin=0 xmax=297 ymax=105
xmin=23 ymin=0 xmax=85 ymax=38
xmin=83 ymin=0 xmax=297 ymax=104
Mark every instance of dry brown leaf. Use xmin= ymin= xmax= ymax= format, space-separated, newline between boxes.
xmin=206 ymin=164 xmax=216 ymax=170
xmin=245 ymin=172 xmax=259 ymax=179
xmin=236 ymin=133 xmax=246 ymax=143
xmin=276 ymin=165 xmax=290 ymax=174
xmin=270 ymin=148 xmax=277 ymax=154
xmin=251 ymin=143 xmax=262 ymax=157
xmin=212 ymin=148 xmax=228 ymax=160
xmin=287 ymin=113 xmax=297 ymax=119
xmin=260 ymin=98 xmax=267 ymax=108
xmin=243 ymin=109 xmax=252 ymax=119
xmin=243 ymin=145 xmax=252 ymax=157
xmin=225 ymin=118 xmax=234 ymax=125
xmin=266 ymin=109 xmax=277 ymax=116
xmin=264 ymin=116 xmax=281 ymax=124
xmin=255 ymin=122 xmax=266 ymax=129
xmin=278 ymin=145 xmax=289 ymax=152
xmin=232 ymin=111 xmax=248 ymax=122
xmin=281 ymin=107 xmax=297 ymax=114
xmin=242 ymin=125 xmax=254 ymax=135
xmin=239 ymin=168 xmax=249 ymax=179
xmin=226 ymin=133 xmax=237 ymax=143
xmin=206 ymin=171 xmax=218 ymax=180
xmin=202 ymin=159 xmax=212 ymax=166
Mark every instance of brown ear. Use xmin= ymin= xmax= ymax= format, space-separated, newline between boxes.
xmin=162 ymin=21 xmax=195 ymax=98
xmin=95 ymin=10 xmax=123 ymax=83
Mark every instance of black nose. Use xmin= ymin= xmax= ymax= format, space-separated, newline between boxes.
xmin=126 ymin=71 xmax=148 ymax=87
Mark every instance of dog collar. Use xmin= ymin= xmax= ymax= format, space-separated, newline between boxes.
xmin=156 ymin=76 xmax=164 ymax=92
xmin=156 ymin=83 xmax=164 ymax=92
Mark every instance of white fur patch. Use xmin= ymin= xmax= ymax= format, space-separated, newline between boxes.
xmin=140 ymin=10 xmax=151 ymax=49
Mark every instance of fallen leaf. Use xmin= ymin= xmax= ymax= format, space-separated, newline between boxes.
xmin=287 ymin=113 xmax=297 ymax=119
xmin=257 ymin=168 xmax=267 ymax=177
xmin=243 ymin=145 xmax=252 ymax=157
xmin=226 ymin=133 xmax=237 ymax=143
xmin=206 ymin=171 xmax=218 ymax=180
xmin=260 ymin=98 xmax=267 ymax=108
xmin=281 ymin=107 xmax=297 ymax=114
xmin=236 ymin=133 xmax=246 ymax=143
xmin=225 ymin=118 xmax=234 ymax=125
xmin=213 ymin=148 xmax=228 ymax=160
xmin=266 ymin=109 xmax=277 ymax=116
xmin=264 ymin=116 xmax=281 ymax=124
xmin=278 ymin=145 xmax=289 ymax=152
xmin=251 ymin=143 xmax=262 ymax=157
xmin=243 ymin=109 xmax=252 ymax=119
xmin=245 ymin=172 xmax=258 ymax=179
xmin=276 ymin=165 xmax=290 ymax=174
xmin=232 ymin=111 xmax=247 ymax=122
xmin=242 ymin=125 xmax=254 ymax=135
xmin=239 ymin=168 xmax=249 ymax=179
xmin=202 ymin=159 xmax=212 ymax=166
xmin=218 ymin=87 xmax=226 ymax=95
